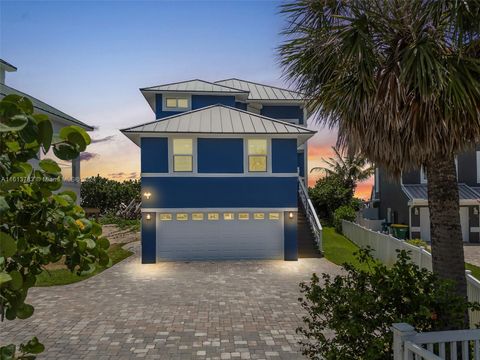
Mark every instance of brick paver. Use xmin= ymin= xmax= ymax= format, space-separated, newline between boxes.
xmin=1 ymin=243 xmax=341 ymax=359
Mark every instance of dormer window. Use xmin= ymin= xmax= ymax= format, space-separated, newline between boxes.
xmin=163 ymin=95 xmax=191 ymax=111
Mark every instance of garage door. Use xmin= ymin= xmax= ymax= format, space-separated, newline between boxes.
xmin=156 ymin=213 xmax=284 ymax=261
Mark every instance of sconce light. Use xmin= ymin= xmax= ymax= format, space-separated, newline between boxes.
xmin=289 ymin=212 xmax=294 ymax=219
xmin=146 ymin=213 xmax=151 ymax=220
xmin=143 ymin=192 xmax=152 ymax=200
xmin=474 ymin=207 xmax=479 ymax=215
xmin=414 ymin=208 xmax=419 ymax=216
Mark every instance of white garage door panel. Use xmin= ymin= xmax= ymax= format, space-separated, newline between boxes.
xmin=156 ymin=215 xmax=284 ymax=260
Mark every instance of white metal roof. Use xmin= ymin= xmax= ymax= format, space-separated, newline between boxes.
xmin=141 ymin=79 xmax=248 ymax=94
xmin=121 ymin=105 xmax=315 ymax=146
xmin=215 ymin=78 xmax=304 ymax=101
xmin=402 ymin=183 xmax=480 ymax=204
xmin=0 ymin=83 xmax=93 ymax=130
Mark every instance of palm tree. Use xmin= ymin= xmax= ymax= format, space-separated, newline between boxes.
xmin=279 ymin=0 xmax=480 ymax=326
xmin=311 ymin=146 xmax=373 ymax=197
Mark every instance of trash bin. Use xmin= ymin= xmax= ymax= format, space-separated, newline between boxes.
xmin=390 ymin=224 xmax=408 ymax=240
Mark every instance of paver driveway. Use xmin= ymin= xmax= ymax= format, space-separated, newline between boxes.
xmin=2 ymin=243 xmax=341 ymax=359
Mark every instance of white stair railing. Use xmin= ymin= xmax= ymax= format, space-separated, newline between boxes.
xmin=298 ymin=178 xmax=323 ymax=252
xmin=392 ymin=323 xmax=480 ymax=359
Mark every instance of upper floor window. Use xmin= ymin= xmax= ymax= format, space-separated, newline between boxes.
xmin=420 ymin=157 xmax=458 ymax=184
xmin=173 ymin=138 xmax=193 ymax=172
xmin=163 ymin=96 xmax=190 ymax=111
xmin=248 ymin=139 xmax=267 ymax=172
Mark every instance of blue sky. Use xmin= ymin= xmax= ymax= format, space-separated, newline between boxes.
xmin=1 ymin=1 xmax=359 ymax=192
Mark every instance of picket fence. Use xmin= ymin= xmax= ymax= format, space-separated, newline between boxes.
xmin=342 ymin=220 xmax=480 ymax=327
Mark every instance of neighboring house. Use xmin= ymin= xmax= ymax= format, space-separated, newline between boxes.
xmin=0 ymin=59 xmax=94 ymax=200
xmin=122 ymin=78 xmax=318 ymax=262
xmin=370 ymin=146 xmax=480 ymax=242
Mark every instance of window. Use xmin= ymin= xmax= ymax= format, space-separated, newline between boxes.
xmin=420 ymin=166 xmax=427 ymax=184
xmin=164 ymin=96 xmax=190 ymax=110
xmin=238 ymin=213 xmax=249 ymax=220
xmin=173 ymin=139 xmax=193 ymax=172
xmin=269 ymin=213 xmax=280 ymax=220
xmin=248 ymin=139 xmax=267 ymax=172
xmin=254 ymin=213 xmax=265 ymax=220
xmin=223 ymin=213 xmax=235 ymax=220
xmin=208 ymin=213 xmax=219 ymax=220
xmin=159 ymin=213 xmax=172 ymax=221
xmin=176 ymin=213 xmax=188 ymax=221
xmin=192 ymin=213 xmax=204 ymax=221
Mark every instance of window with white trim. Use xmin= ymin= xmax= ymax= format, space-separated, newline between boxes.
xmin=173 ymin=138 xmax=193 ymax=172
xmin=247 ymin=139 xmax=267 ymax=172
xmin=164 ymin=96 xmax=190 ymax=111
xmin=421 ymin=157 xmax=458 ymax=184
xmin=420 ymin=166 xmax=428 ymax=184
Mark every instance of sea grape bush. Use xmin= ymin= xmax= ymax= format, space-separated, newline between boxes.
xmin=0 ymin=95 xmax=109 ymax=359
xmin=297 ymin=248 xmax=479 ymax=360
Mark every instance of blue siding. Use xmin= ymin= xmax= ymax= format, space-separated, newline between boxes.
xmin=141 ymin=177 xmax=297 ymax=208
xmin=141 ymin=137 xmax=168 ymax=173
xmin=261 ymin=105 xmax=304 ymax=124
xmin=155 ymin=94 xmax=236 ymax=118
xmin=141 ymin=213 xmax=156 ymax=263
xmin=284 ymin=211 xmax=298 ymax=261
xmin=198 ymin=138 xmax=243 ymax=173
xmin=297 ymin=151 xmax=305 ymax=177
xmin=272 ymin=139 xmax=298 ymax=173
xmin=192 ymin=95 xmax=235 ymax=108
xmin=235 ymin=102 xmax=248 ymax=110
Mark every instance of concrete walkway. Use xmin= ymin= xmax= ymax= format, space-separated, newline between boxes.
xmin=2 ymin=243 xmax=341 ymax=359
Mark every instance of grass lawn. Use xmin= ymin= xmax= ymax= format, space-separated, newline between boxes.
xmin=322 ymin=226 xmax=371 ymax=271
xmin=324 ymin=226 xmax=480 ymax=280
xmin=466 ymin=263 xmax=480 ymax=281
xmin=35 ymin=243 xmax=133 ymax=287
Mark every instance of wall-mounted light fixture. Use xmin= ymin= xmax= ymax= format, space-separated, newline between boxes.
xmin=474 ymin=207 xmax=479 ymax=215
xmin=143 ymin=192 xmax=152 ymax=200
xmin=414 ymin=207 xmax=419 ymax=216
xmin=146 ymin=213 xmax=151 ymax=221
xmin=289 ymin=212 xmax=294 ymax=219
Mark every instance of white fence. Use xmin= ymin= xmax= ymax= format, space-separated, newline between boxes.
xmin=355 ymin=213 xmax=384 ymax=232
xmin=393 ymin=323 xmax=480 ymax=360
xmin=342 ymin=220 xmax=480 ymax=327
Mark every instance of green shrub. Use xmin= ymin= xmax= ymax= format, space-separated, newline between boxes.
xmin=407 ymin=238 xmax=429 ymax=250
xmin=297 ymin=249 xmax=479 ymax=360
xmin=309 ymin=175 xmax=352 ymax=224
xmin=333 ymin=205 xmax=356 ymax=233
xmin=80 ymin=175 xmax=140 ymax=215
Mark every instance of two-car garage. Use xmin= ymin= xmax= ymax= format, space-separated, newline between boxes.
xmin=155 ymin=212 xmax=285 ymax=261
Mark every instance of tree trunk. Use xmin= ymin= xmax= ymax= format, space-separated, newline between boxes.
xmin=426 ymin=155 xmax=468 ymax=328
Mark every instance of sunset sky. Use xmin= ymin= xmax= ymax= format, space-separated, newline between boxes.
xmin=1 ymin=0 xmax=373 ymax=199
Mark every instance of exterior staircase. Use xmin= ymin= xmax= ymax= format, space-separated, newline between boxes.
xmin=298 ymin=198 xmax=322 ymax=258
xmin=297 ymin=178 xmax=323 ymax=258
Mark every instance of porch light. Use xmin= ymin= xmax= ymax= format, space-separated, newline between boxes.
xmin=146 ymin=214 xmax=151 ymax=221
xmin=143 ymin=191 xmax=152 ymax=199
xmin=289 ymin=212 xmax=294 ymax=219
xmin=475 ymin=207 xmax=479 ymax=215
xmin=414 ymin=208 xmax=419 ymax=215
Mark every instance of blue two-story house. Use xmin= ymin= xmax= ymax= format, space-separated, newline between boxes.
xmin=122 ymin=79 xmax=317 ymax=262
